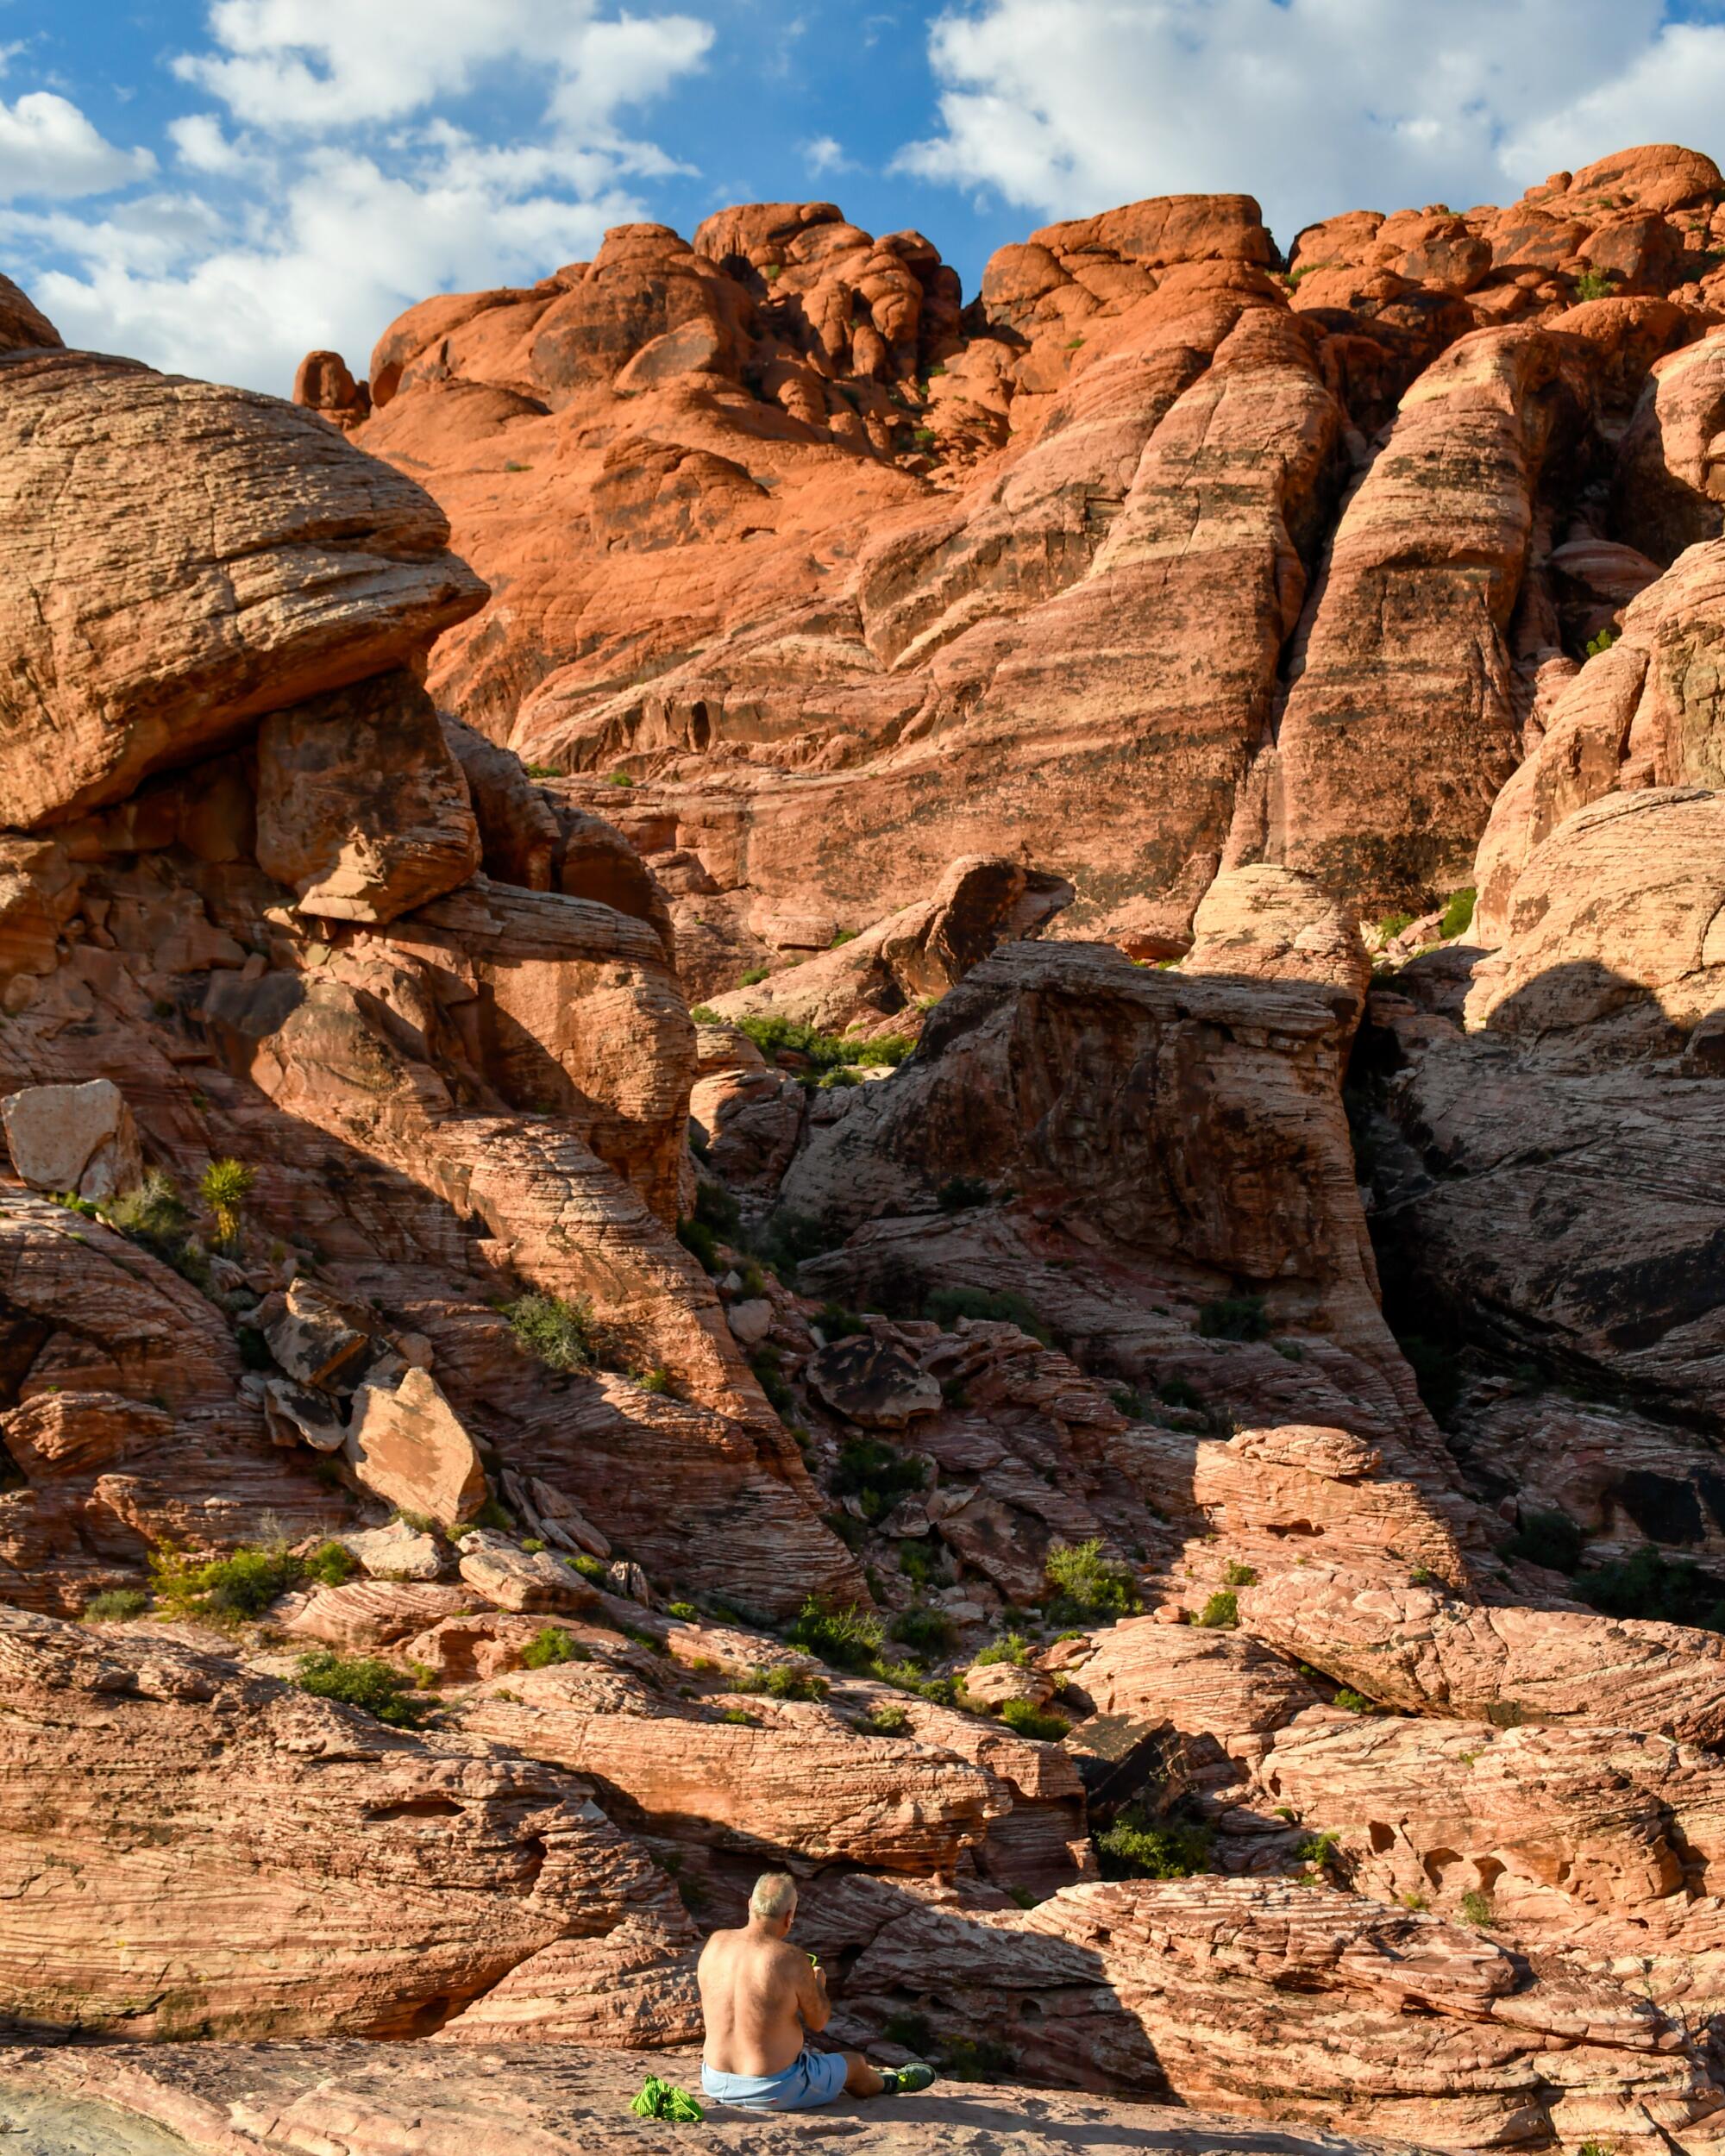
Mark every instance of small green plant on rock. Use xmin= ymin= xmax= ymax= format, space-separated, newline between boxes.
xmin=295 ymin=1650 xmax=425 ymax=1727
xmin=1098 ymin=1807 xmax=1214 ymax=1880
xmin=925 ymin=1284 xmax=1050 ymax=1342
xmin=149 ymin=1541 xmax=301 ymax=1623
xmin=865 ymin=1703 xmax=913 ymax=1736
xmin=889 ymin=1603 xmax=956 ymax=1655
xmin=84 ymin=1587 xmax=150 ymax=1621
xmin=831 ymin=1436 xmax=926 ymax=1520
xmin=974 ymin=1631 xmax=1031 ymax=1667
xmin=1332 ymin=1686 xmax=1376 ymax=1713
xmin=504 ymin=1293 xmax=599 ymax=1372
xmin=521 ymin=1626 xmax=589 ymax=1668
xmin=1196 ymin=1294 xmax=1269 ymax=1342
xmin=1459 ymin=1888 xmax=1494 ymax=1928
xmin=739 ymin=966 xmax=770 ymax=987
xmin=1000 ymin=1699 xmax=1070 ymax=1741
xmin=1439 ymin=887 xmax=1477 ymax=939
xmin=1220 ymin=1560 xmax=1258 ymax=1589
xmin=1193 ymin=1589 xmax=1239 ymax=1630
xmin=1044 ymin=1538 xmax=1139 ymax=1624
xmin=787 ymin=1597 xmax=884 ymax=1671
xmin=936 ymin=1175 xmax=992 ymax=1213
xmin=1573 ymin=268 xmax=1613 ymax=302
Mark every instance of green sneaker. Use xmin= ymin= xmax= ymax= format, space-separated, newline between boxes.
xmin=883 ymin=2063 xmax=937 ymax=2096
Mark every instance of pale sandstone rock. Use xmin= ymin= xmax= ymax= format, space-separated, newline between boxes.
xmin=461 ymin=1660 xmax=1006 ymax=1872
xmin=2 ymin=2039 xmax=1440 ymax=2156
xmin=340 ymin=1517 xmax=444 ymax=1580
xmin=1 ymin=1389 xmax=171 ymax=1482
xmin=262 ymin=1277 xmax=376 ymax=1390
xmin=281 ymin=1578 xmax=472 ymax=1647
xmin=254 ymin=670 xmax=482 ymax=924
xmin=1466 ymin=789 xmax=1725 ymax=1046
xmin=1239 ymin=1564 xmax=1725 ymax=1739
xmin=806 ymin=1334 xmax=940 ymax=1427
xmin=959 ymin=1658 xmax=1054 ymax=1708
xmin=344 ymin=1368 xmax=488 ymax=1528
xmin=1615 ymin=329 xmax=1725 ymax=560
xmin=0 ymin=1078 xmax=140 ymax=1198
xmin=0 ymin=1609 xmax=695 ymax=2039
xmin=0 ymin=348 xmax=485 ymax=827
xmin=456 ymin=1533 xmax=597 ymax=1614
xmin=1182 ymin=865 xmax=1371 ymax=1028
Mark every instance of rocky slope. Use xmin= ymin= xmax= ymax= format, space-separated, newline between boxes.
xmin=2 ymin=138 xmax=1725 ymax=2156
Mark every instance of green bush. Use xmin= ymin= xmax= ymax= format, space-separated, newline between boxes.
xmin=898 ymin=1538 xmax=950 ymax=1589
xmin=304 ymin=1540 xmax=358 ymax=1588
xmin=865 ymin=1703 xmax=913 ymax=1736
xmin=521 ymin=1626 xmax=590 ymax=1668
xmin=1577 ymin=1545 xmax=1725 ymax=1633
xmin=1220 ymin=1560 xmax=1257 ymax=1589
xmin=939 ymin=2036 xmax=1017 ymax=2082
xmin=1044 ymin=1538 xmax=1138 ymax=1622
xmin=817 ymin=1300 xmax=870 ymax=1340
xmin=1440 ymin=887 xmax=1477 ymax=939
xmin=524 ymin=761 xmax=559 ymax=777
xmin=1000 ymin=1699 xmax=1070 ymax=1740
xmin=883 ymin=2009 xmax=932 ymax=2053
xmin=1196 ymin=1294 xmax=1269 ymax=1342
xmin=1502 ymin=1508 xmax=1584 ymax=1573
xmin=1194 ymin=1589 xmax=1238 ymax=1629
xmin=150 ymin=1542 xmax=301 ymax=1622
xmin=749 ymin=1207 xmax=842 ymax=1282
xmin=505 ymin=1293 xmax=599 ymax=1372
xmin=936 ymin=1175 xmax=992 ymax=1213
xmin=634 ymin=1366 xmax=673 ymax=1394
xmin=295 ymin=1651 xmax=424 ymax=1727
xmin=733 ymin=1664 xmax=828 ymax=1702
xmin=889 ymin=1603 xmax=957 ymax=1655
xmin=567 ymin=1551 xmax=607 ymax=1581
xmin=1573 ymin=268 xmax=1613 ymax=302
xmin=740 ymin=966 xmax=770 ymax=987
xmin=1332 ymin=1686 xmax=1376 ymax=1713
xmin=924 ymin=1285 xmax=1050 ymax=1344
xmin=1097 ymin=1809 xmax=1214 ymax=1880
xmin=1295 ymin=1827 xmax=1341 ymax=1873
xmin=677 ymin=1217 xmax=721 ymax=1272
xmin=1459 ymin=1887 xmax=1494 ymax=1927
xmin=1585 ymin=625 xmax=1618 ymax=657
xmin=688 ymin=1005 xmax=721 ymax=1025
xmin=831 ymin=1436 xmax=926 ymax=1520
xmin=667 ymin=1601 xmax=699 ymax=1620
xmin=787 ymin=1598 xmax=885 ymax=1671
xmin=1377 ymin=911 xmax=1415 ymax=940
xmin=734 ymin=1012 xmax=913 ymax=1079
xmin=604 ymin=771 xmax=634 ymax=787
xmin=1157 ymin=1376 xmax=1202 ymax=1411
xmin=974 ymin=1631 xmax=1031 ymax=1667
xmin=84 ymin=1587 xmax=150 ymax=1621
xmin=200 ymin=1156 xmax=255 ymax=1248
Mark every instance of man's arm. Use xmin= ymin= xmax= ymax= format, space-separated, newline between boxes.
xmin=794 ymin=1949 xmax=831 ymax=2033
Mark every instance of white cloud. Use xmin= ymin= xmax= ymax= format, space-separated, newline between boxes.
xmin=801 ymin=134 xmax=851 ymax=175
xmin=6 ymin=0 xmax=715 ymax=395
xmin=0 ymin=91 xmax=155 ymax=200
xmin=897 ymin=0 xmax=1725 ymax=248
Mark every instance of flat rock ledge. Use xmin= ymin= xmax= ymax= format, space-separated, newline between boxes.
xmin=0 ymin=2042 xmax=1438 ymax=2156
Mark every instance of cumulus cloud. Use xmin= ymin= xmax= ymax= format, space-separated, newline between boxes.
xmin=897 ymin=0 xmax=1725 ymax=247
xmin=0 ymin=91 xmax=156 ymax=200
xmin=801 ymin=135 xmax=851 ymax=175
xmin=6 ymin=0 xmax=715 ymax=393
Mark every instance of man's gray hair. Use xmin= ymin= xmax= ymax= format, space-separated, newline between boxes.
xmin=750 ymin=1871 xmax=798 ymax=1921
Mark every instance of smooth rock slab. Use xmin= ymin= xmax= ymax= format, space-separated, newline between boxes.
xmin=806 ymin=1334 xmax=940 ymax=1427
xmin=0 ymin=1079 xmax=141 ymax=1198
xmin=343 ymin=1368 xmax=487 ymax=1528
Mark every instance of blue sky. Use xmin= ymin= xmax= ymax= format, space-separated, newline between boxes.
xmin=6 ymin=0 xmax=1725 ymax=395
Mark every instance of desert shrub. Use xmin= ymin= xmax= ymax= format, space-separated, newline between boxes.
xmin=505 ymin=1293 xmax=599 ymax=1372
xmin=295 ymin=1651 xmax=424 ymax=1727
xmin=1196 ymin=1294 xmax=1268 ymax=1342
xmin=1221 ymin=1560 xmax=1258 ymax=1588
xmin=1585 ymin=626 xmax=1618 ymax=657
xmin=677 ymin=1217 xmax=721 ymax=1272
xmin=1044 ymin=1538 xmax=1138 ymax=1622
xmin=898 ymin=1538 xmax=950 ymax=1590
xmin=739 ymin=966 xmax=770 ymax=986
xmin=1295 ymin=1827 xmax=1342 ymax=1874
xmin=830 ymin=927 xmax=859 ymax=946
xmin=884 ymin=2009 xmax=933 ymax=2052
xmin=200 ymin=1157 xmax=255 ymax=1248
xmin=108 ymin=1169 xmax=196 ymax=1265
xmin=1193 ymin=1589 xmax=1238 ymax=1629
xmin=719 ymin=1707 xmax=754 ymax=1724
xmin=1440 ymin=887 xmax=1477 ymax=939
xmin=1577 ymin=1545 xmax=1725 ymax=1633
xmin=787 ymin=1597 xmax=885 ymax=1671
xmin=567 ymin=1551 xmax=607 ymax=1581
xmin=865 ymin=1703 xmax=913 ymax=1736
xmin=748 ymin=1346 xmax=796 ymax=1417
xmin=924 ymin=1284 xmax=1050 ymax=1344
xmin=84 ymin=1587 xmax=149 ymax=1621
xmin=974 ymin=1631 xmax=1031 ymax=1667
xmin=521 ymin=1626 xmax=588 ymax=1668
xmin=816 ymin=1300 xmax=870 ymax=1340
xmin=1000 ymin=1699 xmax=1070 ymax=1740
xmin=936 ymin=1175 xmax=992 ymax=1213
xmin=889 ymin=1604 xmax=956 ymax=1655
xmin=304 ymin=1540 xmax=358 ymax=1588
xmin=734 ymin=1012 xmax=912 ymax=1079
xmin=831 ymin=1436 xmax=926 ymax=1519
xmin=1501 ymin=1508 xmax=1584 ymax=1573
xmin=1459 ymin=1888 xmax=1494 ymax=1927
xmin=749 ymin=1206 xmax=842 ymax=1282
xmin=688 ymin=1005 xmax=721 ymax=1025
xmin=634 ymin=1366 xmax=673 ymax=1394
xmin=1097 ymin=1808 xmax=1214 ymax=1880
xmin=1573 ymin=268 xmax=1613 ymax=302
xmin=667 ymin=1601 xmax=699 ymax=1620
xmin=1333 ymin=1686 xmax=1377 ymax=1712
xmin=940 ymin=2035 xmax=1017 ymax=2080
xmin=733 ymin=1664 xmax=827 ymax=1702
xmin=150 ymin=1542 xmax=300 ymax=1622
xmin=604 ymin=771 xmax=634 ymax=787
xmin=1157 ymin=1376 xmax=1202 ymax=1411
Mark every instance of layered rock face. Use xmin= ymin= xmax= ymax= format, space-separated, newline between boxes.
xmin=7 ymin=135 xmax=1725 ymax=2156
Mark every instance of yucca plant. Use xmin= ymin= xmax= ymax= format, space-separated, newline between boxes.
xmin=200 ymin=1157 xmax=255 ymax=1248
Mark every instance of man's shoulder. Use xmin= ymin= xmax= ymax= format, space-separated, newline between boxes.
xmin=698 ymin=1925 xmax=745 ymax=1962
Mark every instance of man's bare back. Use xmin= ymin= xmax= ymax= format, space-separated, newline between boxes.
xmin=698 ymin=1921 xmax=825 ymax=2077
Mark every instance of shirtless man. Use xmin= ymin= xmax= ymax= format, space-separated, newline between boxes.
xmin=698 ymin=1871 xmax=937 ymax=2111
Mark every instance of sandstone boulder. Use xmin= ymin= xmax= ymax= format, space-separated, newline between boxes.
xmin=806 ymin=1335 xmax=940 ymax=1428
xmin=254 ymin=670 xmax=482 ymax=924
xmin=0 ymin=1078 xmax=141 ymax=1199
xmin=339 ymin=1517 xmax=443 ymax=1581
xmin=0 ymin=348 xmax=485 ymax=827
xmin=343 ymin=1369 xmax=488 ymax=1528
xmin=1239 ymin=1564 xmax=1725 ymax=1740
xmin=1182 ymin=865 xmax=1371 ymax=1027
xmin=456 ymin=1532 xmax=597 ymax=1614
xmin=0 ymin=1608 xmax=696 ymax=2039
